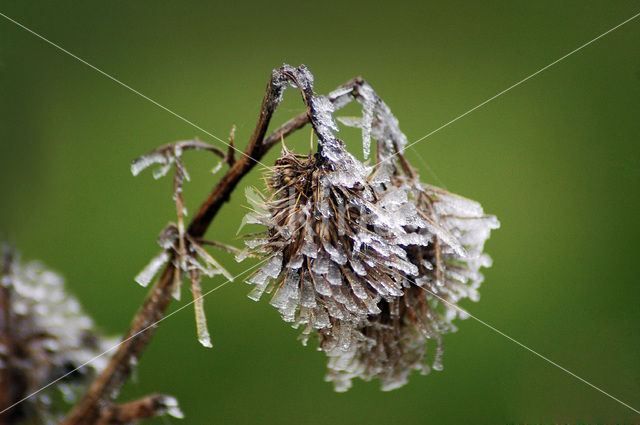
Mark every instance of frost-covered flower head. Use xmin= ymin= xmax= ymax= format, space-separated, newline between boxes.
xmin=0 ymin=246 xmax=115 ymax=424
xmin=242 ymin=145 xmax=421 ymax=350
xmin=240 ymin=65 xmax=425 ymax=350
xmin=241 ymin=64 xmax=499 ymax=391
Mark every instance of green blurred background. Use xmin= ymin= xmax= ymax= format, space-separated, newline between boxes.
xmin=1 ymin=1 xmax=639 ymax=424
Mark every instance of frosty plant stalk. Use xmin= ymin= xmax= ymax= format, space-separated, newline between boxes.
xmin=0 ymin=64 xmax=498 ymax=424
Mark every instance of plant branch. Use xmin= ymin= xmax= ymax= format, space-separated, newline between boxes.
xmin=95 ymin=394 xmax=182 ymax=425
xmin=62 ymin=67 xmax=360 ymax=425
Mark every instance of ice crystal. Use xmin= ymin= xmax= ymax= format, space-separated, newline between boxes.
xmin=0 ymin=246 xmax=117 ymax=424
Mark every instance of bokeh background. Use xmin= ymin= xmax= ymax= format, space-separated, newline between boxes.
xmin=1 ymin=1 xmax=639 ymax=424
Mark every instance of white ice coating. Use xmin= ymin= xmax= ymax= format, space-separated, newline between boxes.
xmin=262 ymin=252 xmax=283 ymax=279
xmin=134 ymin=251 xmax=170 ymax=287
xmin=195 ymin=293 xmax=213 ymax=348
xmin=130 ymin=152 xmax=167 ymax=176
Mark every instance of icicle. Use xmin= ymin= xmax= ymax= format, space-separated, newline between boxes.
xmin=134 ymin=251 xmax=169 ymax=287
xmin=190 ymin=271 xmax=212 ymax=348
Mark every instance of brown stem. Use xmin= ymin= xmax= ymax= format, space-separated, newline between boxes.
xmin=95 ymin=394 xmax=179 ymax=425
xmin=62 ymin=68 xmax=360 ymax=425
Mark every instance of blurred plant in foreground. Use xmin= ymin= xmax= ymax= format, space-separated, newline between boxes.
xmin=0 ymin=246 xmax=183 ymax=425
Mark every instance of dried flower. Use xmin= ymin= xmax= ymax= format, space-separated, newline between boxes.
xmin=241 ymin=143 xmax=420 ymax=350
xmin=238 ymin=65 xmax=437 ymax=352
xmin=0 ymin=246 xmax=116 ymax=424
xmin=240 ymin=65 xmax=499 ymax=391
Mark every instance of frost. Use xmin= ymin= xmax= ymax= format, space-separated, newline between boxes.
xmin=326 ymin=263 xmax=342 ymax=286
xmin=301 ymin=239 xmax=318 ymax=258
xmin=322 ymin=240 xmax=347 ymax=265
xmin=311 ymin=254 xmax=330 ymax=274
xmin=288 ymin=255 xmax=304 ymax=270
xmin=347 ymin=277 xmax=368 ymax=300
xmin=210 ymin=161 xmax=224 ymax=174
xmin=193 ymin=284 xmax=212 ymax=348
xmin=247 ymin=280 xmax=269 ymax=302
xmin=270 ymin=272 xmax=299 ymax=309
xmin=313 ymin=274 xmax=332 ymax=296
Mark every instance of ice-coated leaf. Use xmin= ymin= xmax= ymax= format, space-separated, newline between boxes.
xmin=312 ymin=273 xmax=332 ymax=297
xmin=130 ymin=152 xmax=167 ymax=176
xmin=270 ymin=272 xmax=298 ymax=309
xmin=190 ymin=273 xmax=212 ymax=348
xmin=360 ymin=92 xmax=374 ymax=160
xmin=326 ymin=263 xmax=342 ymax=286
xmin=134 ymin=251 xmax=169 ymax=287
xmin=190 ymin=242 xmax=233 ymax=282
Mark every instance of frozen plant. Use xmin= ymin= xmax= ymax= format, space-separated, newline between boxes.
xmin=131 ymin=138 xmax=236 ymax=347
xmin=7 ymin=64 xmax=500 ymax=425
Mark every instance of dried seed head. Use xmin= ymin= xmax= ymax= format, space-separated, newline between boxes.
xmin=0 ymin=246 xmax=116 ymax=424
xmin=241 ymin=64 xmax=499 ymax=391
xmin=241 ymin=145 xmax=419 ymax=350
